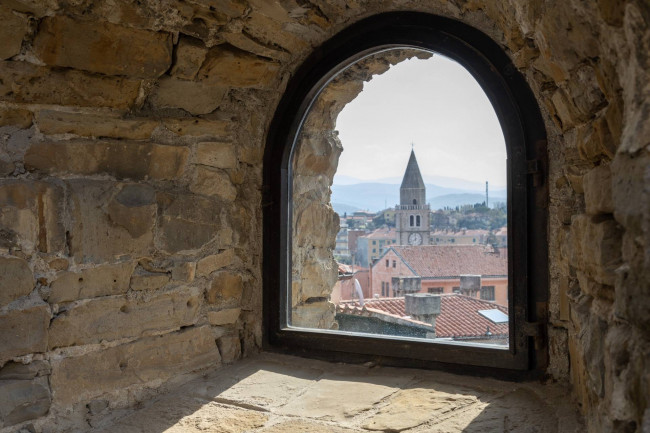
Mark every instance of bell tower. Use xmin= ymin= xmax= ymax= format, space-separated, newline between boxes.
xmin=395 ymin=149 xmax=430 ymax=245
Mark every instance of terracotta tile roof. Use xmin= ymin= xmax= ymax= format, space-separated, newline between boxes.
xmin=387 ymin=245 xmax=507 ymax=278
xmin=365 ymin=227 xmax=397 ymax=240
xmin=337 ymin=294 xmax=509 ymax=339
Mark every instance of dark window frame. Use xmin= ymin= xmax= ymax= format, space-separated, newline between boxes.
xmin=263 ymin=12 xmax=548 ymax=379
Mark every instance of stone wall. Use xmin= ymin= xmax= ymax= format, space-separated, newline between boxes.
xmin=0 ymin=1 xmax=648 ymax=432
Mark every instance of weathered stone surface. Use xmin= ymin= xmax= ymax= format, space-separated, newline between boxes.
xmin=25 ymin=140 xmax=188 ymax=180
xmin=0 ymin=257 xmax=34 ymax=306
xmin=36 ymin=110 xmax=158 ymax=140
xmin=291 ymin=302 xmax=336 ymax=330
xmin=47 ymin=258 xmax=69 ymax=271
xmin=198 ymin=45 xmax=280 ymax=88
xmin=0 ymin=7 xmax=28 ymax=60
xmin=97 ymin=398 xmax=266 ymax=433
xmin=217 ymin=334 xmax=241 ymax=364
xmin=278 ymin=371 xmax=410 ymax=422
xmin=196 ymin=249 xmax=235 ymax=277
xmin=362 ymin=384 xmax=482 ymax=431
xmin=194 ymin=142 xmax=237 ymax=169
xmin=294 ymin=202 xmax=338 ymax=249
xmin=162 ymin=118 xmax=231 ymax=138
xmin=0 ymin=376 xmax=51 ymax=428
xmin=157 ymin=193 xmax=224 ymax=253
xmin=0 ymin=61 xmax=140 ymax=108
xmin=206 ymin=272 xmax=243 ymax=304
xmin=130 ymin=273 xmax=170 ymax=291
xmin=49 ymin=261 xmax=135 ymax=304
xmin=209 ymin=359 xmax=321 ymax=408
xmin=67 ymin=181 xmax=154 ymax=263
xmin=260 ymin=421 xmax=362 ymax=433
xmin=570 ymin=215 xmax=622 ymax=286
xmin=0 ymin=305 xmax=50 ymax=364
xmin=50 ymin=326 xmax=220 ymax=405
xmin=33 ymin=16 xmax=172 ymax=78
xmin=0 ymin=107 xmax=32 ymax=128
xmin=0 ymin=361 xmax=50 ymax=380
xmin=171 ymin=262 xmax=196 ymax=282
xmin=170 ymin=36 xmax=208 ymax=80
xmin=49 ymin=287 xmax=200 ymax=348
xmin=0 ymin=181 xmax=65 ymax=254
xmin=150 ymin=77 xmax=227 ymax=115
xmin=583 ymin=164 xmax=614 ymax=215
xmin=207 ymin=308 xmax=241 ymax=325
xmin=190 ymin=166 xmax=237 ymax=200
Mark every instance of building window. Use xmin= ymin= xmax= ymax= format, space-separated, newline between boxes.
xmin=372 ymin=240 xmax=376 ymax=245
xmin=264 ymin=12 xmax=548 ymax=375
xmin=392 ymin=260 xmax=396 ymax=268
xmin=481 ymin=286 xmax=496 ymax=301
xmin=385 ymin=259 xmax=389 ymax=267
xmin=452 ymin=286 xmax=460 ymax=294
xmin=428 ymin=287 xmax=443 ymax=294
xmin=416 ymin=215 xmax=421 ymax=227
xmin=413 ymin=199 xmax=417 ymax=205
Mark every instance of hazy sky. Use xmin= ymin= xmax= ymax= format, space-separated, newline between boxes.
xmin=332 ymin=52 xmax=507 ymax=188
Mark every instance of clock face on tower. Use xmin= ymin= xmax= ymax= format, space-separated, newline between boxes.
xmin=408 ymin=232 xmax=423 ymax=245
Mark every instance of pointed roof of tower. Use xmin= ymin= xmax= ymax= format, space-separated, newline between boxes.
xmin=400 ymin=150 xmax=425 ymax=190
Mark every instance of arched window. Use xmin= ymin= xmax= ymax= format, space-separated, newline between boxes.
xmin=416 ymin=215 xmax=421 ymax=227
xmin=264 ymin=12 xmax=548 ymax=376
xmin=409 ymin=215 xmax=415 ymax=226
xmin=413 ymin=199 xmax=417 ymax=205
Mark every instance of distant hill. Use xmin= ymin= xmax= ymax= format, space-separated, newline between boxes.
xmin=331 ymin=182 xmax=506 ymax=212
xmin=332 ymin=203 xmax=361 ymax=216
xmin=428 ymin=193 xmax=507 ymax=210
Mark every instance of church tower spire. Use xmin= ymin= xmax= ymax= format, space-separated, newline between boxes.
xmin=400 ymin=149 xmax=426 ymax=206
xmin=395 ymin=148 xmax=430 ymax=246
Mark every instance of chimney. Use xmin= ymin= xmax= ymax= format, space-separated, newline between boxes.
xmin=460 ymin=274 xmax=481 ymax=297
xmin=405 ymin=293 xmax=441 ymax=329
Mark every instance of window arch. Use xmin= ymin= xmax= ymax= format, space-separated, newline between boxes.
xmin=263 ymin=12 xmax=548 ymax=376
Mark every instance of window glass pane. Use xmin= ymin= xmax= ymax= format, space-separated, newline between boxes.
xmin=291 ymin=48 xmax=508 ymax=347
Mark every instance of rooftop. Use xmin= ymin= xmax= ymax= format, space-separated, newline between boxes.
xmin=337 ymin=294 xmax=509 ymax=339
xmin=380 ymin=245 xmax=507 ymax=278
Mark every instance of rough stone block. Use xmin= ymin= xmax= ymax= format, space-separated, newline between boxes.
xmin=194 ymin=142 xmax=237 ymax=169
xmin=294 ymin=202 xmax=338 ymax=249
xmin=0 ymin=7 xmax=28 ymax=60
xmin=207 ymin=308 xmax=241 ymax=325
xmin=0 ymin=257 xmax=34 ymax=307
xmin=198 ymin=45 xmax=280 ymax=88
xmin=170 ymin=36 xmax=208 ymax=80
xmin=0 ymin=180 xmax=65 ymax=254
xmin=0 ymin=107 xmax=32 ymax=128
xmin=156 ymin=193 xmax=224 ymax=253
xmin=216 ymin=334 xmax=241 ymax=364
xmin=25 ymin=140 xmax=188 ymax=181
xmin=66 ymin=181 xmax=155 ymax=263
xmin=49 ymin=261 xmax=136 ymax=304
xmin=570 ymin=215 xmax=622 ymax=285
xmin=190 ymin=166 xmax=237 ymax=200
xmin=196 ymin=249 xmax=235 ymax=277
xmin=36 ymin=110 xmax=158 ymax=140
xmin=162 ymin=118 xmax=231 ymax=139
xmin=0 ymin=361 xmax=50 ymax=380
xmin=171 ymin=262 xmax=196 ymax=282
xmin=0 ymin=376 xmax=51 ymax=428
xmin=50 ymin=326 xmax=220 ymax=405
xmin=291 ymin=302 xmax=335 ymax=329
xmin=583 ymin=164 xmax=613 ymax=215
xmin=130 ymin=273 xmax=170 ymax=291
xmin=0 ymin=305 xmax=50 ymax=364
xmin=150 ymin=77 xmax=227 ymax=115
xmin=206 ymin=272 xmax=243 ymax=305
xmin=0 ymin=61 xmax=140 ymax=108
xmin=48 ymin=287 xmax=201 ymax=349
xmin=33 ymin=16 xmax=172 ymax=78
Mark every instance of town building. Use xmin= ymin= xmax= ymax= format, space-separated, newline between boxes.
xmin=355 ymin=227 xmax=398 ymax=268
xmin=372 ymin=245 xmax=508 ymax=306
xmin=430 ymin=228 xmax=489 ymax=245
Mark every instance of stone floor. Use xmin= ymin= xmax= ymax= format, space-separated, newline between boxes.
xmin=95 ymin=353 xmax=584 ymax=433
